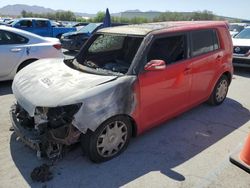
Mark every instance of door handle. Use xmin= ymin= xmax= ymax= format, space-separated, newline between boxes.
xmin=10 ymin=48 xmax=22 ymax=52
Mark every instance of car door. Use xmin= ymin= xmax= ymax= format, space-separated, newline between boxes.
xmin=34 ymin=20 xmax=51 ymax=37
xmin=0 ymin=30 xmax=27 ymax=77
xmin=188 ymin=29 xmax=222 ymax=104
xmin=138 ymin=33 xmax=192 ymax=130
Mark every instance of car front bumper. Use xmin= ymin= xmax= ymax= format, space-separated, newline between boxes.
xmin=10 ymin=105 xmax=43 ymax=156
xmin=233 ymin=55 xmax=250 ymax=68
xmin=61 ymin=38 xmax=75 ymax=51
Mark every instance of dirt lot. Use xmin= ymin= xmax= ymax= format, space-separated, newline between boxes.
xmin=0 ymin=66 xmax=250 ymax=188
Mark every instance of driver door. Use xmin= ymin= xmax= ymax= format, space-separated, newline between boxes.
xmin=138 ymin=33 xmax=193 ymax=130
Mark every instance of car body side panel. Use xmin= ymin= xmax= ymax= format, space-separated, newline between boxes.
xmin=0 ymin=44 xmax=25 ymax=77
xmin=72 ymin=76 xmax=137 ymax=133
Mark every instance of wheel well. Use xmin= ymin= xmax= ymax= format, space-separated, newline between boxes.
xmin=17 ymin=59 xmax=38 ymax=72
xmin=222 ymin=71 xmax=232 ymax=84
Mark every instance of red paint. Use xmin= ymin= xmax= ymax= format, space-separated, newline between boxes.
xmin=131 ymin=22 xmax=233 ymax=135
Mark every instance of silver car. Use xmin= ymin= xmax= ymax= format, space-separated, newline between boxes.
xmin=0 ymin=26 xmax=63 ymax=81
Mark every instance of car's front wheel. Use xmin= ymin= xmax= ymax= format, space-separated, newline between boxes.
xmin=207 ymin=75 xmax=229 ymax=105
xmin=81 ymin=116 xmax=132 ymax=163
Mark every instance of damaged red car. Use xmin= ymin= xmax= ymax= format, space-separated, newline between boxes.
xmin=10 ymin=21 xmax=233 ymax=163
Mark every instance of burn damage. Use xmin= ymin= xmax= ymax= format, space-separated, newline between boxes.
xmin=10 ymin=103 xmax=82 ymax=159
xmin=11 ymin=75 xmax=137 ymax=159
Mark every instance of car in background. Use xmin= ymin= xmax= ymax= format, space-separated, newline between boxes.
xmin=0 ymin=25 xmax=63 ymax=81
xmin=229 ymin=23 xmax=247 ymax=37
xmin=72 ymin=22 xmax=89 ymax=30
xmin=60 ymin=23 xmax=102 ymax=51
xmin=232 ymin=26 xmax=250 ymax=67
xmin=61 ymin=23 xmax=127 ymax=51
xmin=10 ymin=21 xmax=233 ymax=162
xmin=11 ymin=18 xmax=76 ymax=38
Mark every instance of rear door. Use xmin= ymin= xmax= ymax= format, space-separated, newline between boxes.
xmin=188 ymin=29 xmax=222 ymax=104
xmin=0 ymin=30 xmax=27 ymax=77
xmin=34 ymin=20 xmax=51 ymax=37
xmin=138 ymin=33 xmax=193 ymax=130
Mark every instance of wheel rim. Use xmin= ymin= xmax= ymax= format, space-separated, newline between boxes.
xmin=96 ymin=121 xmax=128 ymax=158
xmin=216 ymin=79 xmax=228 ymax=103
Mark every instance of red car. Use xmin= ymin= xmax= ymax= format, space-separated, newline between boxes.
xmin=11 ymin=21 xmax=233 ymax=163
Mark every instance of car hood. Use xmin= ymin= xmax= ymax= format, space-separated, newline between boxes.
xmin=232 ymin=38 xmax=250 ymax=46
xmin=63 ymin=31 xmax=89 ymax=37
xmin=12 ymin=58 xmax=117 ymax=116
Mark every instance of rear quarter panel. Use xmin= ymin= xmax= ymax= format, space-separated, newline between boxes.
xmin=206 ymin=26 xmax=233 ymax=97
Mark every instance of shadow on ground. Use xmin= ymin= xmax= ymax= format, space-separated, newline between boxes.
xmin=10 ymin=98 xmax=250 ymax=188
xmin=0 ymin=81 xmax=12 ymax=95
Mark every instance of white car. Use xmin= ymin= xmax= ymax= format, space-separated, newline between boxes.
xmin=229 ymin=23 xmax=247 ymax=37
xmin=0 ymin=26 xmax=63 ymax=81
xmin=232 ymin=26 xmax=250 ymax=68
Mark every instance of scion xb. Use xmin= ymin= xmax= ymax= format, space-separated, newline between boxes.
xmin=10 ymin=21 xmax=233 ymax=163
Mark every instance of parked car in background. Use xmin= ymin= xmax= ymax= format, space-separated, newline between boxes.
xmin=229 ymin=23 xmax=247 ymax=37
xmin=72 ymin=22 xmax=89 ymax=30
xmin=11 ymin=18 xmax=76 ymax=38
xmin=232 ymin=26 xmax=250 ymax=67
xmin=60 ymin=23 xmax=102 ymax=51
xmin=10 ymin=21 xmax=233 ymax=163
xmin=61 ymin=23 xmax=127 ymax=51
xmin=0 ymin=25 xmax=63 ymax=81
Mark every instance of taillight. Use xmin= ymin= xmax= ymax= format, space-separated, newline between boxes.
xmin=53 ymin=44 xmax=62 ymax=50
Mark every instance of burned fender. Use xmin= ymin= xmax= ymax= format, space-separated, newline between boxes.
xmin=72 ymin=76 xmax=137 ymax=133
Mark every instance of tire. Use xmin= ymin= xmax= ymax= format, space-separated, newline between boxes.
xmin=207 ymin=75 xmax=229 ymax=105
xmin=81 ymin=116 xmax=132 ymax=163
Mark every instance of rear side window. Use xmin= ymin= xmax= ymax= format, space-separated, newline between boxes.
xmin=0 ymin=30 xmax=29 ymax=45
xmin=191 ymin=29 xmax=219 ymax=57
xmin=35 ymin=20 xmax=49 ymax=28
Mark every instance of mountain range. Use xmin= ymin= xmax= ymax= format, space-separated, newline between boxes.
xmin=0 ymin=4 xmax=242 ymax=21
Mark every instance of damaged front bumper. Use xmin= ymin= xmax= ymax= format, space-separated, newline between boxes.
xmin=10 ymin=104 xmax=82 ymax=159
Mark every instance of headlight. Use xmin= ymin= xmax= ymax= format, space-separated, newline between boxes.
xmin=36 ymin=103 xmax=82 ymax=128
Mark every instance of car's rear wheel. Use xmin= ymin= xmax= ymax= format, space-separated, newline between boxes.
xmin=207 ymin=75 xmax=229 ymax=105
xmin=81 ymin=116 xmax=132 ymax=163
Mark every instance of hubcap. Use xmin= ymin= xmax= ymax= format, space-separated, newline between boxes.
xmin=96 ymin=121 xmax=128 ymax=158
xmin=216 ymin=79 xmax=228 ymax=102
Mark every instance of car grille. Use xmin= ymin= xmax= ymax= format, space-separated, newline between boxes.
xmin=233 ymin=46 xmax=250 ymax=54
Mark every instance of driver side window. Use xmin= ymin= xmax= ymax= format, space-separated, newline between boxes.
xmin=147 ymin=35 xmax=187 ymax=64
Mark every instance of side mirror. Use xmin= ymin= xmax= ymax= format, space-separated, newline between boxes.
xmin=144 ymin=60 xmax=167 ymax=71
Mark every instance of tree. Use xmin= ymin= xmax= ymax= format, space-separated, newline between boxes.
xmin=21 ymin=10 xmax=27 ymax=17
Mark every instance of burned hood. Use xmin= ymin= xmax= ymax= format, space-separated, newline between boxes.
xmin=12 ymin=58 xmax=117 ymax=116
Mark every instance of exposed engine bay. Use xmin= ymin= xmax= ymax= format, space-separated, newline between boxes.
xmin=10 ymin=103 xmax=82 ymax=159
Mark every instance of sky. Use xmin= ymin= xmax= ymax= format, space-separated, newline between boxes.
xmin=0 ymin=0 xmax=249 ymax=20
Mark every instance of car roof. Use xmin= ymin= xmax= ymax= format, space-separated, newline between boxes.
xmin=17 ymin=18 xmax=49 ymax=21
xmin=98 ymin=21 xmax=228 ymax=36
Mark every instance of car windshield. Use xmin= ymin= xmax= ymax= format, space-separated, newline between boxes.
xmin=229 ymin=24 xmax=244 ymax=32
xmin=78 ymin=23 xmax=102 ymax=34
xmin=235 ymin=28 xmax=250 ymax=39
xmin=75 ymin=33 xmax=143 ymax=75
